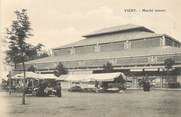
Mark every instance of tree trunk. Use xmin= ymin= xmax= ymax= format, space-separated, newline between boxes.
xmin=166 ymin=69 xmax=169 ymax=88
xmin=22 ymin=60 xmax=26 ymax=105
xmin=161 ymin=76 xmax=163 ymax=88
xmin=14 ymin=63 xmax=17 ymax=69
xmin=8 ymin=71 xmax=12 ymax=95
xmin=161 ymin=69 xmax=164 ymax=88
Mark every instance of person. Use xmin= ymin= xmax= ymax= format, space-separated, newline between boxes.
xmin=95 ymin=80 xmax=99 ymax=93
xmin=143 ymin=80 xmax=150 ymax=91
xmin=56 ymin=82 xmax=62 ymax=97
xmin=37 ymin=81 xmax=47 ymax=96
xmin=95 ymin=80 xmax=98 ymax=88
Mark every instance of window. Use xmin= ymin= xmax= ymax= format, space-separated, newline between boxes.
xmin=100 ymin=41 xmax=124 ymax=52
xmin=75 ymin=45 xmax=95 ymax=54
xmin=131 ymin=38 xmax=160 ymax=48
xmin=53 ymin=48 xmax=71 ymax=56
xmin=148 ymin=56 xmax=157 ymax=64
xmin=165 ymin=38 xmax=173 ymax=46
xmin=95 ymin=43 xmax=100 ymax=52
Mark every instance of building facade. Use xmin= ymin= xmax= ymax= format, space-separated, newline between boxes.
xmin=16 ymin=24 xmax=181 ymax=88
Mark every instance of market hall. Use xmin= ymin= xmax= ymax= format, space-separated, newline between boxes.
xmin=15 ymin=24 xmax=181 ymax=88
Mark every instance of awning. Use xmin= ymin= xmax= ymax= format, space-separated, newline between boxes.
xmin=130 ymin=67 xmax=165 ymax=72
xmin=61 ymin=72 xmax=126 ymax=82
xmin=57 ymin=75 xmax=69 ymax=81
xmin=87 ymin=72 xmax=125 ymax=81
xmin=61 ymin=74 xmax=88 ymax=82
xmin=130 ymin=69 xmax=143 ymax=72
xmin=38 ymin=74 xmax=58 ymax=80
xmin=12 ymin=72 xmax=40 ymax=79
xmin=174 ymin=64 xmax=181 ymax=68
xmin=12 ymin=72 xmax=58 ymax=80
xmin=144 ymin=68 xmax=159 ymax=71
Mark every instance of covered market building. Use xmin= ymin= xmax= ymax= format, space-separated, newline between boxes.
xmin=15 ymin=24 xmax=181 ymax=88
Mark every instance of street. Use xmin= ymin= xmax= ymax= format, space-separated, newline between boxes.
xmin=0 ymin=90 xmax=181 ymax=117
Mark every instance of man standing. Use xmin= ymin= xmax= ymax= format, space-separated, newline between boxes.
xmin=56 ymin=82 xmax=62 ymax=97
xmin=143 ymin=80 xmax=150 ymax=91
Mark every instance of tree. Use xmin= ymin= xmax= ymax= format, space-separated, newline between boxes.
xmin=6 ymin=37 xmax=49 ymax=68
xmin=103 ymin=62 xmax=113 ymax=72
xmin=5 ymin=47 xmax=21 ymax=69
xmin=33 ymin=43 xmax=49 ymax=59
xmin=164 ymin=58 xmax=175 ymax=70
xmin=54 ymin=62 xmax=68 ymax=77
xmin=6 ymin=9 xmax=32 ymax=104
xmin=27 ymin=65 xmax=37 ymax=72
xmin=22 ymin=43 xmax=49 ymax=61
xmin=39 ymin=52 xmax=49 ymax=58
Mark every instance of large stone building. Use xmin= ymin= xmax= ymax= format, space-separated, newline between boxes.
xmin=16 ymin=24 xmax=181 ymax=88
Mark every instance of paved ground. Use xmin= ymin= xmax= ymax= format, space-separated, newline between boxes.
xmin=0 ymin=90 xmax=181 ymax=117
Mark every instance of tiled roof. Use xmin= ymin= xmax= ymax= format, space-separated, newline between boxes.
xmin=26 ymin=47 xmax=181 ymax=64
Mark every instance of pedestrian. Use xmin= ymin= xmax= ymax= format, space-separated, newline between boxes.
xmin=143 ymin=80 xmax=150 ymax=91
xmin=56 ymin=82 xmax=62 ymax=97
xmin=95 ymin=80 xmax=98 ymax=88
xmin=94 ymin=80 xmax=98 ymax=93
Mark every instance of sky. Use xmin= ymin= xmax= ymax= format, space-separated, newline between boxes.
xmin=0 ymin=0 xmax=181 ymax=79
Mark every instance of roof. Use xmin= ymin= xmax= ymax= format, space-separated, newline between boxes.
xmin=83 ymin=24 xmax=154 ymax=37
xmin=26 ymin=47 xmax=181 ymax=64
xmin=55 ymin=31 xmax=162 ymax=49
xmin=54 ymin=24 xmax=180 ymax=49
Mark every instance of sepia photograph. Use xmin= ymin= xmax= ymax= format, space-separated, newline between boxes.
xmin=0 ymin=0 xmax=181 ymax=117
